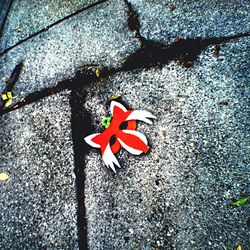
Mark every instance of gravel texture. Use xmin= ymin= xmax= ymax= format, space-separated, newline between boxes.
xmin=0 ymin=0 xmax=11 ymax=36
xmin=129 ymin=0 xmax=250 ymax=44
xmin=0 ymin=0 xmax=140 ymax=99
xmin=0 ymin=92 xmax=78 ymax=249
xmin=0 ymin=0 xmax=99 ymax=49
xmin=0 ymin=0 xmax=249 ymax=249
xmin=84 ymin=38 xmax=250 ymax=249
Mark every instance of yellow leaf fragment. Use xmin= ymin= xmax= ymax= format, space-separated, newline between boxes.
xmin=95 ymin=69 xmax=101 ymax=77
xmin=2 ymin=91 xmax=13 ymax=107
xmin=2 ymin=93 xmax=8 ymax=101
xmin=111 ymin=94 xmax=121 ymax=100
xmin=0 ymin=172 xmax=10 ymax=181
xmin=5 ymin=98 xmax=13 ymax=108
xmin=7 ymin=92 xmax=12 ymax=99
xmin=236 ymin=244 xmax=242 ymax=250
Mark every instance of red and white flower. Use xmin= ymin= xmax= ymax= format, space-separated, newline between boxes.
xmin=84 ymin=101 xmax=156 ymax=172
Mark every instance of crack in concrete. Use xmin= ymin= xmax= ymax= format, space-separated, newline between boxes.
xmin=123 ymin=0 xmax=250 ymax=69
xmin=1 ymin=32 xmax=249 ymax=116
xmin=1 ymin=31 xmax=248 ymax=117
xmin=0 ymin=61 xmax=23 ymax=109
xmin=0 ymin=0 xmax=109 ymax=57
xmin=0 ymin=1 xmax=249 ymax=248
xmin=70 ymin=84 xmax=95 ymax=250
xmin=0 ymin=65 xmax=102 ymax=115
xmin=0 ymin=0 xmax=249 ymax=116
xmin=0 ymin=0 xmax=13 ymax=40
xmin=124 ymin=0 xmax=141 ymax=39
xmin=121 ymin=32 xmax=250 ymax=70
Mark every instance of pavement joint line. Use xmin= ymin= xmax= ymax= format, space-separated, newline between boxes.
xmin=123 ymin=2 xmax=249 ymax=70
xmin=0 ymin=31 xmax=249 ymax=117
xmin=0 ymin=65 xmax=113 ymax=116
xmin=0 ymin=0 xmax=249 ymax=117
xmin=0 ymin=2 xmax=249 ymax=247
xmin=123 ymin=0 xmax=143 ymax=43
xmin=70 ymin=86 xmax=95 ymax=250
xmin=0 ymin=0 xmax=110 ymax=57
xmin=0 ymin=0 xmax=14 ymax=40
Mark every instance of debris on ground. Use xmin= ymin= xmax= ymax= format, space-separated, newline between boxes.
xmin=0 ymin=173 xmax=10 ymax=182
xmin=231 ymin=197 xmax=249 ymax=207
xmin=0 ymin=62 xmax=23 ymax=110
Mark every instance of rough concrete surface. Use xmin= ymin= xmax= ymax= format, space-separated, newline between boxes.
xmin=0 ymin=92 xmax=78 ymax=249
xmin=0 ymin=0 xmax=12 ymax=37
xmin=84 ymin=38 xmax=250 ymax=249
xmin=0 ymin=0 xmax=98 ymax=49
xmin=0 ymin=0 xmax=249 ymax=249
xmin=0 ymin=0 xmax=140 ymax=99
xmin=129 ymin=0 xmax=250 ymax=44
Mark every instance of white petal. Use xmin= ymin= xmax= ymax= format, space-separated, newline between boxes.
xmin=126 ymin=110 xmax=157 ymax=124
xmin=103 ymin=143 xmax=121 ymax=172
xmin=84 ymin=133 xmax=101 ymax=148
xmin=118 ymin=138 xmax=143 ymax=155
xmin=118 ymin=130 xmax=149 ymax=155
xmin=110 ymin=101 xmax=127 ymax=115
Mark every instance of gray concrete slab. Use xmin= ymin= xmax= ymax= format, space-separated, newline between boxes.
xmin=83 ymin=38 xmax=250 ymax=249
xmin=0 ymin=0 xmax=12 ymax=37
xmin=0 ymin=92 xmax=78 ymax=249
xmin=0 ymin=0 xmax=140 ymax=100
xmin=129 ymin=0 xmax=250 ymax=43
xmin=0 ymin=0 xmax=249 ymax=249
xmin=0 ymin=0 xmax=99 ymax=49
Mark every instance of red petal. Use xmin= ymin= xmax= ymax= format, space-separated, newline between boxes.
xmin=118 ymin=131 xmax=149 ymax=153
xmin=111 ymin=139 xmax=121 ymax=154
xmin=126 ymin=120 xmax=136 ymax=130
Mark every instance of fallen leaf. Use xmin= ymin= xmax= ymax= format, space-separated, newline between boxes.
xmin=95 ymin=69 xmax=101 ymax=77
xmin=14 ymin=26 xmax=22 ymax=33
xmin=219 ymin=101 xmax=229 ymax=106
xmin=0 ymin=172 xmax=10 ymax=181
xmin=232 ymin=197 xmax=249 ymax=206
xmin=4 ymin=98 xmax=13 ymax=108
xmin=7 ymin=92 xmax=12 ymax=99
xmin=162 ymin=130 xmax=168 ymax=137
xmin=236 ymin=244 xmax=242 ymax=250
xmin=111 ymin=94 xmax=121 ymax=100
xmin=183 ymin=60 xmax=193 ymax=68
xmin=170 ymin=4 xmax=176 ymax=11
xmin=1 ymin=93 xmax=8 ymax=101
